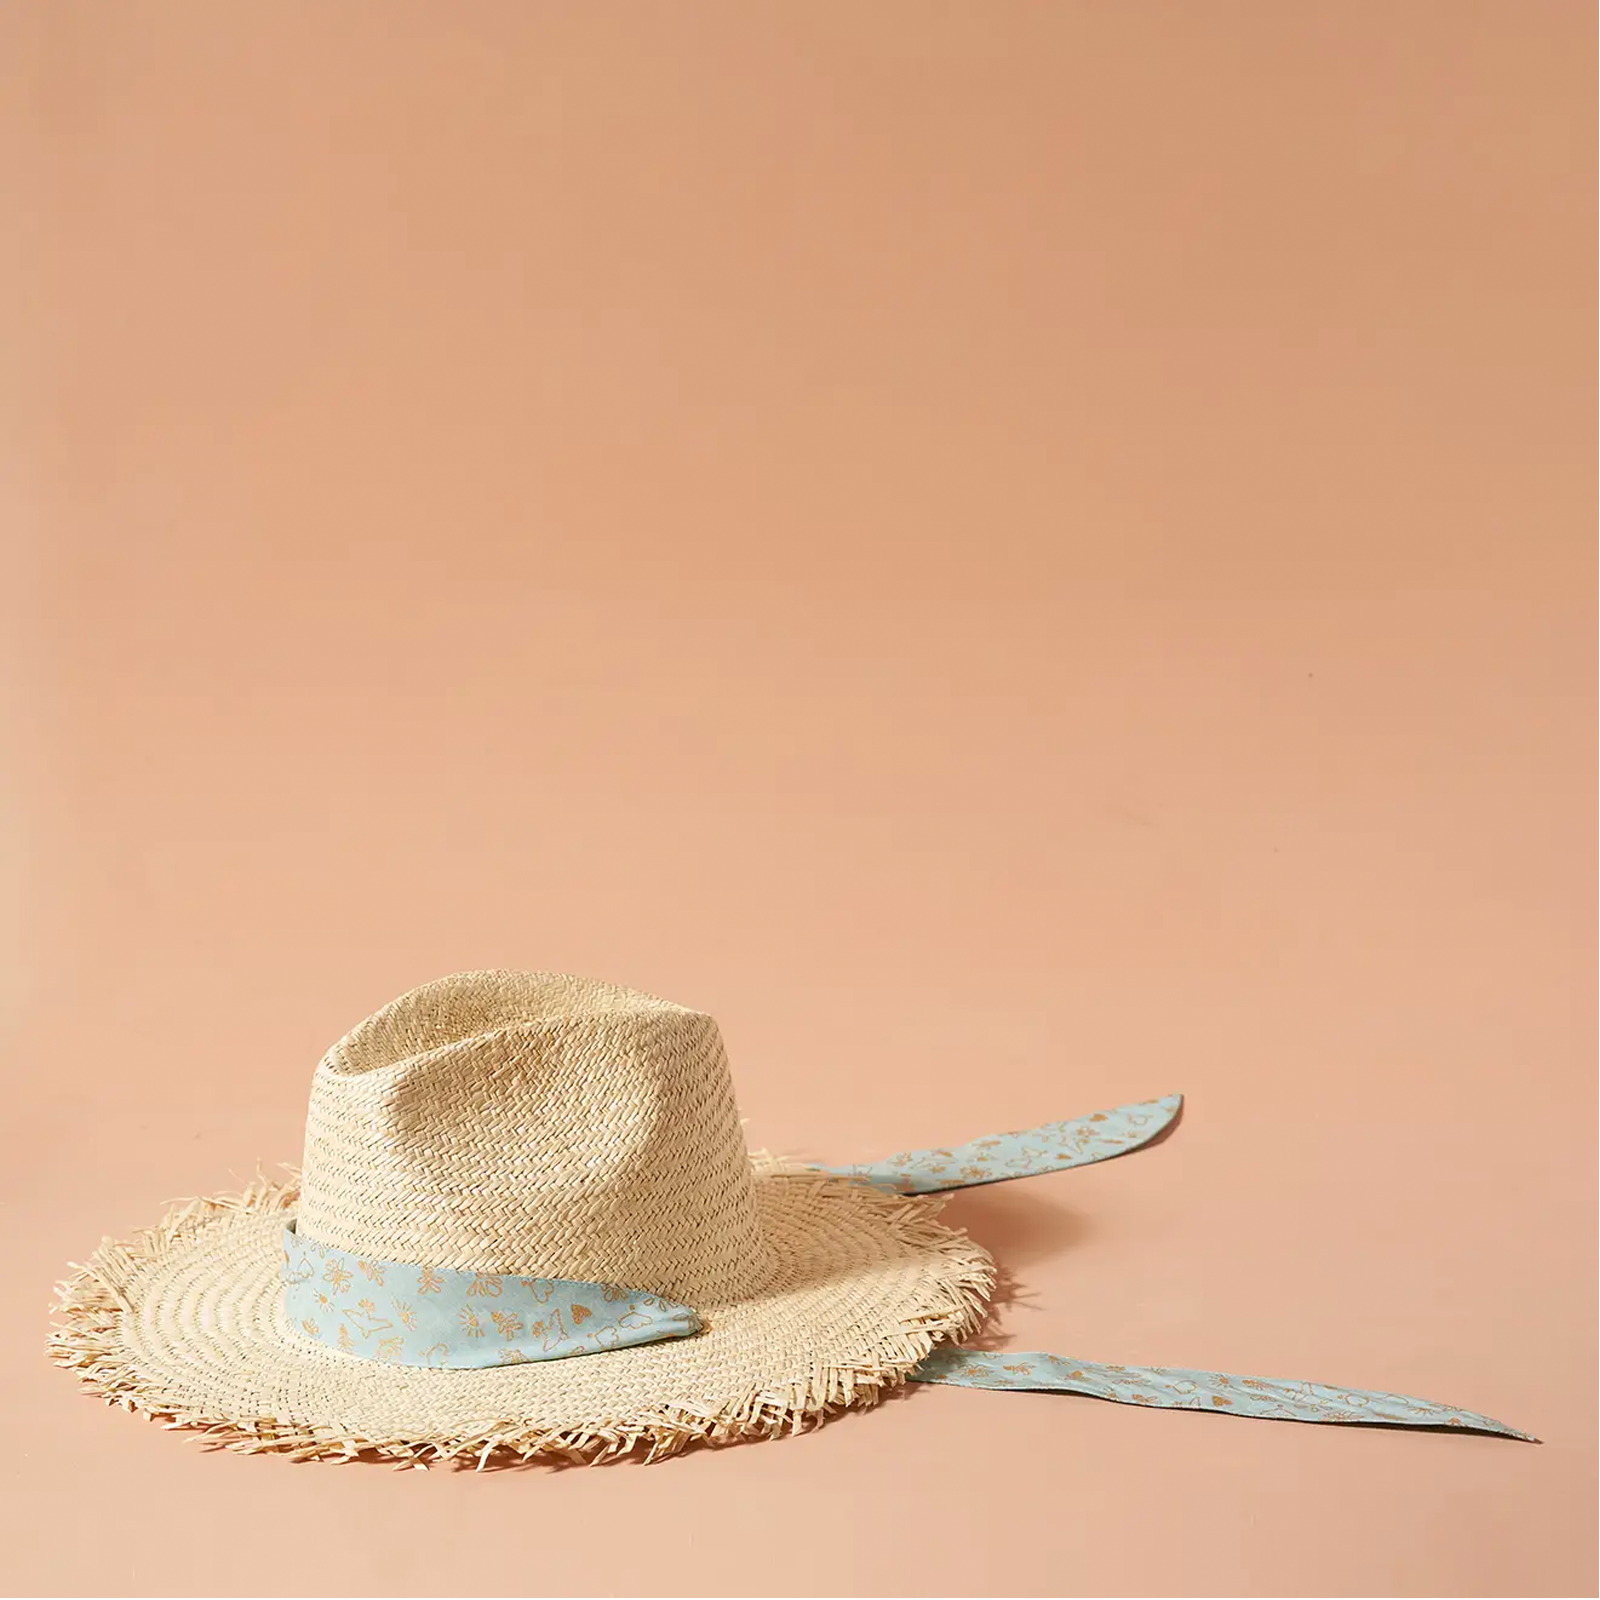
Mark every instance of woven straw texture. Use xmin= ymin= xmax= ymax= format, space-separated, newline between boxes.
xmin=50 ymin=972 xmax=994 ymax=1465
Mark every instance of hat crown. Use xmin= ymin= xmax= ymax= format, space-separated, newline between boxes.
xmin=295 ymin=971 xmax=771 ymax=1302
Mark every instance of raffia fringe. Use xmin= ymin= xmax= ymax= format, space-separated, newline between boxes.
xmin=47 ymin=1161 xmax=994 ymax=1470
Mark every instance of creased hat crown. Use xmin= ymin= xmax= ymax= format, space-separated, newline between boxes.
xmin=295 ymin=971 xmax=771 ymax=1302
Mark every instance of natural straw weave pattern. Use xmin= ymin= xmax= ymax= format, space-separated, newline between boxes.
xmin=50 ymin=973 xmax=994 ymax=1466
xmin=298 ymin=973 xmax=769 ymax=1300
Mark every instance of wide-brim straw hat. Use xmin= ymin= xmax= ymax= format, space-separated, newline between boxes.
xmin=50 ymin=972 xmax=994 ymax=1466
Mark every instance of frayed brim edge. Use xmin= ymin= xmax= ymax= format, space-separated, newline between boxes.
xmin=47 ymin=1160 xmax=995 ymax=1469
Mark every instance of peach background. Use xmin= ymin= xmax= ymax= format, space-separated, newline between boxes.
xmin=3 ymin=2 xmax=1594 ymax=1595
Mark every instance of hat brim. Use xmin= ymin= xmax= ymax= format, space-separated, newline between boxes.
xmin=50 ymin=1161 xmax=993 ymax=1466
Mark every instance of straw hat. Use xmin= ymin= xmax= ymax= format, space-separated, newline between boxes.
xmin=50 ymin=971 xmax=993 ymax=1466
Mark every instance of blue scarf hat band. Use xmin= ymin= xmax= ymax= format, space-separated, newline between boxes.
xmin=282 ymin=1093 xmax=1534 ymax=1442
